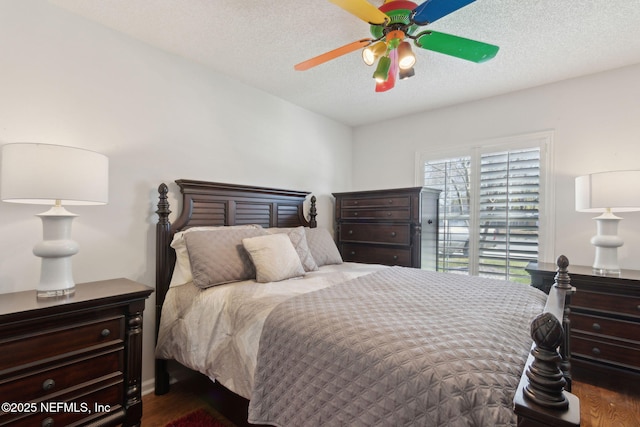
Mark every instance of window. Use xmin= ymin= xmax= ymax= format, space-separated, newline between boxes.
xmin=424 ymin=156 xmax=472 ymax=273
xmin=418 ymin=132 xmax=553 ymax=283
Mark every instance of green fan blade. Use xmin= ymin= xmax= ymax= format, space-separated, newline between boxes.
xmin=415 ymin=31 xmax=499 ymax=63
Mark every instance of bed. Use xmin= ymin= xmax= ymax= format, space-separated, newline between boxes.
xmin=154 ymin=179 xmax=580 ymax=427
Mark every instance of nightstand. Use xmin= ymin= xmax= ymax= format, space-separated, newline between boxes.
xmin=0 ymin=279 xmax=153 ymax=426
xmin=526 ymin=262 xmax=640 ymax=393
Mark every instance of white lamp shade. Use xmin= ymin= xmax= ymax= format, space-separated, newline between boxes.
xmin=1 ymin=143 xmax=108 ymax=205
xmin=575 ymin=170 xmax=640 ymax=213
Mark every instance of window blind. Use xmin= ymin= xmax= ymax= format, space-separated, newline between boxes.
xmin=478 ymin=148 xmax=540 ymax=281
xmin=423 ymin=146 xmax=541 ymax=282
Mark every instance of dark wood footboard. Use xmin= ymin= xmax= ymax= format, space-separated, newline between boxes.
xmin=514 ymin=255 xmax=580 ymax=426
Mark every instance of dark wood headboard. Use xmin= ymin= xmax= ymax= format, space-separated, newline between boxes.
xmin=154 ymin=179 xmax=317 ymax=394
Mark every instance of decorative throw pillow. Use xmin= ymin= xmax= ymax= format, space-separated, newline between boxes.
xmin=305 ymin=227 xmax=343 ymax=267
xmin=266 ymin=226 xmax=319 ymax=272
xmin=242 ymin=233 xmax=306 ymax=283
xmin=184 ymin=227 xmax=267 ymax=288
xmin=169 ymin=225 xmax=263 ymax=286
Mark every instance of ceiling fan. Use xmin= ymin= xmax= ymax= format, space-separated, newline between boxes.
xmin=294 ymin=0 xmax=499 ymax=92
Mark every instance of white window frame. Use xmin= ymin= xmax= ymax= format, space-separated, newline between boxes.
xmin=415 ymin=131 xmax=555 ymax=274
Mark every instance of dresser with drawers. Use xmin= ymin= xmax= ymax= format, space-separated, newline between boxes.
xmin=526 ymin=262 xmax=640 ymax=392
xmin=332 ymin=187 xmax=440 ymax=269
xmin=0 ymin=279 xmax=153 ymax=427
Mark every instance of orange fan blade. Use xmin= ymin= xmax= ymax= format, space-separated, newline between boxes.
xmin=294 ymin=39 xmax=373 ymax=71
xmin=329 ymin=0 xmax=390 ymax=25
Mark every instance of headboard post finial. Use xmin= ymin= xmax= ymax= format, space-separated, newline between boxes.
xmin=309 ymin=195 xmax=317 ymax=228
xmin=155 ymin=182 xmax=173 ymax=311
xmin=155 ymin=182 xmax=173 ymax=395
xmin=157 ymin=183 xmax=171 ymax=224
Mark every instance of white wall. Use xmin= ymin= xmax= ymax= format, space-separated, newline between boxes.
xmin=352 ymin=64 xmax=640 ymax=270
xmin=0 ymin=0 xmax=352 ymax=390
xmin=4 ymin=0 xmax=639 ymax=397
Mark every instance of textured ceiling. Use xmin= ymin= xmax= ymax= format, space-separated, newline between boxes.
xmin=49 ymin=0 xmax=640 ymax=127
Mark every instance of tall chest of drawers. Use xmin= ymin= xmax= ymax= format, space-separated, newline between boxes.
xmin=526 ymin=262 xmax=640 ymax=393
xmin=0 ymin=279 xmax=153 ymax=427
xmin=332 ymin=187 xmax=440 ymax=269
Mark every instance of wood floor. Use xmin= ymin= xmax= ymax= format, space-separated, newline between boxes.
xmin=142 ymin=374 xmax=640 ymax=427
xmin=141 ymin=374 xmax=251 ymax=427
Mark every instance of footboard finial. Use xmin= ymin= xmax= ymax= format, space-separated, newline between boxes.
xmin=524 ymin=312 xmax=569 ymax=410
xmin=554 ymin=255 xmax=571 ymax=290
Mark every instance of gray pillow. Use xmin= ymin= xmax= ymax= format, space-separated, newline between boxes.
xmin=305 ymin=227 xmax=343 ymax=267
xmin=266 ymin=226 xmax=319 ymax=272
xmin=170 ymin=224 xmax=263 ymax=286
xmin=184 ymin=227 xmax=267 ymax=288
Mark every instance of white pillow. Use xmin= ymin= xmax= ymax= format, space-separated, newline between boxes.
xmin=169 ymin=224 xmax=263 ymax=287
xmin=242 ymin=233 xmax=306 ymax=283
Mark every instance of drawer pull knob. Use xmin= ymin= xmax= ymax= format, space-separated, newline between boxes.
xmin=350 ymin=251 xmax=356 ymax=255
xmin=392 ymin=255 xmax=398 ymax=260
xmin=427 ymin=219 xmax=433 ymax=224
xmin=353 ymin=201 xmax=358 ymax=205
xmin=42 ymin=417 xmax=54 ymax=427
xmin=354 ymin=212 xmax=358 ymax=216
xmin=387 ymin=212 xmax=392 ymax=216
xmin=101 ymin=328 xmax=111 ymax=337
xmin=592 ymin=323 xmax=601 ymax=331
xmin=388 ymin=200 xmax=393 ymax=204
xmin=390 ymin=232 xmax=397 ymax=237
xmin=42 ymin=379 xmax=55 ymax=391
xmin=592 ymin=347 xmax=601 ymax=355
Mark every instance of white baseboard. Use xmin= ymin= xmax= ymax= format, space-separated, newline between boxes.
xmin=141 ymin=364 xmax=203 ymax=396
xmin=141 ymin=377 xmax=156 ymax=396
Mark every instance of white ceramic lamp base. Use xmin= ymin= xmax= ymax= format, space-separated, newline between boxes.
xmin=590 ymin=211 xmax=623 ymax=276
xmin=33 ymin=205 xmax=79 ymax=297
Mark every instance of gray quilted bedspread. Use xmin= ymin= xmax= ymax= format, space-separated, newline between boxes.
xmin=247 ymin=267 xmax=547 ymax=427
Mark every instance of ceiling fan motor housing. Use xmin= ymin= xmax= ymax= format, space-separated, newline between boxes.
xmin=370 ymin=1 xmax=419 ymax=41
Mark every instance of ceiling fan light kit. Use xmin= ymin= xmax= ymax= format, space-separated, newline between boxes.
xmin=373 ymin=55 xmax=392 ymax=82
xmin=397 ymin=41 xmax=416 ymax=69
xmin=399 ymin=66 xmax=415 ymax=80
xmin=295 ymin=0 xmax=499 ymax=92
xmin=362 ymin=41 xmax=387 ymax=65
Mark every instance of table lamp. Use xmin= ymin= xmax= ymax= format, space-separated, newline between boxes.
xmin=575 ymin=170 xmax=640 ymax=275
xmin=1 ymin=143 xmax=108 ymax=297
